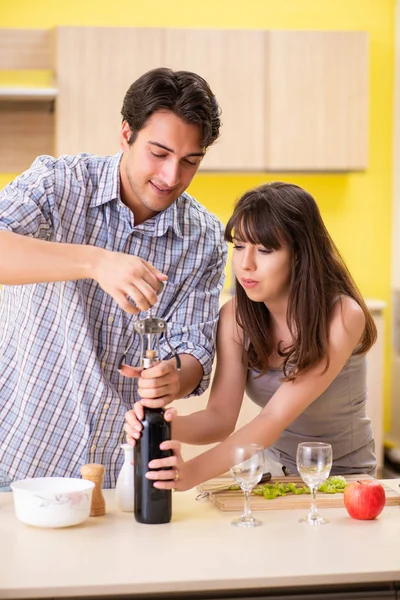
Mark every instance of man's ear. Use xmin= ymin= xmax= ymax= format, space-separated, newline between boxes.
xmin=120 ymin=121 xmax=132 ymax=150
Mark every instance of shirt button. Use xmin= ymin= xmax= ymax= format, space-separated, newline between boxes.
xmin=101 ymin=360 xmax=106 ymax=369
xmin=91 ymin=444 xmax=97 ymax=452
xmin=104 ymin=403 xmax=110 ymax=410
xmin=108 ymin=316 xmax=115 ymax=324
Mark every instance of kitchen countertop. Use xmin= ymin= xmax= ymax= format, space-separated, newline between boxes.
xmin=1 ymin=481 xmax=400 ymax=599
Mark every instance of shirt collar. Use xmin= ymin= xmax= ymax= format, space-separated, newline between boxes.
xmin=152 ymin=200 xmax=183 ymax=238
xmin=89 ymin=152 xmax=122 ymax=208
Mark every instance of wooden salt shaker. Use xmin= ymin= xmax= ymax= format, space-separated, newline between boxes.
xmin=80 ymin=463 xmax=106 ymax=516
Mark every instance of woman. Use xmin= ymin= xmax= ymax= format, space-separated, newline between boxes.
xmin=124 ymin=182 xmax=377 ymax=490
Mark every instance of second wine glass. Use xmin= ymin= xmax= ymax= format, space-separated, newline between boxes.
xmin=296 ymin=441 xmax=333 ymax=525
xmin=230 ymin=444 xmax=264 ymax=528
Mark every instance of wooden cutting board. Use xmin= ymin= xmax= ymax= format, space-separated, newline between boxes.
xmin=196 ymin=475 xmax=400 ymax=511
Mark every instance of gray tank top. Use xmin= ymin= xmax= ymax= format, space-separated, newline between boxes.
xmin=246 ymin=353 xmax=377 ymax=476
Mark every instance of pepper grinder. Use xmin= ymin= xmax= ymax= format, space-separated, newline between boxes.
xmin=80 ymin=463 xmax=106 ymax=516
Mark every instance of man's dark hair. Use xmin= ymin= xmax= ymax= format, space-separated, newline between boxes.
xmin=121 ymin=67 xmax=221 ymax=148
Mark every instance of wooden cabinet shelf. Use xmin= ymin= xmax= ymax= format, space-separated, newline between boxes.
xmin=0 ymin=86 xmax=58 ymax=101
xmin=0 ymin=29 xmax=55 ymax=172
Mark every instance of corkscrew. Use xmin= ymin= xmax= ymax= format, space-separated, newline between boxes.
xmin=118 ymin=283 xmax=181 ymax=371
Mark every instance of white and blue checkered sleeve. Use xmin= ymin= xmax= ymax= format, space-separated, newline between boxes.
xmin=0 ymin=155 xmax=56 ymax=239
xmin=160 ymin=237 xmax=227 ymax=396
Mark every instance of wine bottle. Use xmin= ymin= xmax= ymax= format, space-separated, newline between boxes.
xmin=134 ymin=406 xmax=172 ymax=524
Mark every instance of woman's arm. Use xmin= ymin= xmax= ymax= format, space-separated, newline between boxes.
xmin=149 ymin=296 xmax=367 ymax=489
xmin=170 ymin=299 xmax=247 ymax=443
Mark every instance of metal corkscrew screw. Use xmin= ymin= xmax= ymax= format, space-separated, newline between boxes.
xmin=134 ymin=309 xmax=181 ymax=370
xmin=118 ymin=283 xmax=181 ymax=371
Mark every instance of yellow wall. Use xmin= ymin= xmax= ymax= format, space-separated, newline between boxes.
xmin=0 ymin=0 xmax=395 ymax=429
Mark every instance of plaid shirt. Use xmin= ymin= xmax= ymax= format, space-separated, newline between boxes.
xmin=0 ymin=153 xmax=226 ymax=487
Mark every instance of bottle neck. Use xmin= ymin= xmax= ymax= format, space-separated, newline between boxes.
xmin=143 ymin=406 xmax=165 ymax=415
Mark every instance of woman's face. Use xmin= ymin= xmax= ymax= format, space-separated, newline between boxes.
xmin=232 ymin=238 xmax=292 ymax=305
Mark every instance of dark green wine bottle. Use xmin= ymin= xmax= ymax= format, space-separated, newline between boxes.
xmin=134 ymin=407 xmax=172 ymax=524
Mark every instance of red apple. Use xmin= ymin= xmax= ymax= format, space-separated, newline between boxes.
xmin=343 ymin=479 xmax=386 ymax=520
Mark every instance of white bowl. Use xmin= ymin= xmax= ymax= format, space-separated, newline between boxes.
xmin=11 ymin=477 xmax=95 ymax=528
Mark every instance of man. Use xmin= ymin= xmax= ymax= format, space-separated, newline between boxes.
xmin=0 ymin=68 xmax=227 ymax=487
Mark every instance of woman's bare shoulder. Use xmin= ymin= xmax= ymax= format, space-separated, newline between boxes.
xmin=219 ymin=295 xmax=235 ymax=316
xmin=331 ymin=295 xmax=366 ymax=341
xmin=219 ymin=296 xmax=243 ymax=345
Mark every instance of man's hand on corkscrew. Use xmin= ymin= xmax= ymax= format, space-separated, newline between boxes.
xmin=120 ymin=358 xmax=180 ymax=408
xmin=124 ymin=401 xmax=191 ymax=491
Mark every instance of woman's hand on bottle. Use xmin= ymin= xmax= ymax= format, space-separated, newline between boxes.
xmin=145 ymin=440 xmax=191 ymax=492
xmin=124 ymin=402 xmax=177 ymax=446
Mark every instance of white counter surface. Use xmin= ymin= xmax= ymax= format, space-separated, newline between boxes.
xmin=1 ymin=481 xmax=400 ymax=599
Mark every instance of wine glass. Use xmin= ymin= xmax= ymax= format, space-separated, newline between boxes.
xmin=296 ymin=441 xmax=333 ymax=525
xmin=230 ymin=444 xmax=264 ymax=528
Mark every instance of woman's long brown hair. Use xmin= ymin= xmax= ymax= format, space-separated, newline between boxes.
xmin=224 ymin=182 xmax=377 ymax=381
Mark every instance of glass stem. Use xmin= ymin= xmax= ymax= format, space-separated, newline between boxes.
xmin=243 ymin=490 xmax=251 ymax=519
xmin=310 ymin=486 xmax=318 ymax=518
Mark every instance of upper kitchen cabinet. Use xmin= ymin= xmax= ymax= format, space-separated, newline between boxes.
xmin=264 ymin=31 xmax=369 ymax=171
xmin=54 ymin=27 xmax=370 ymax=171
xmin=162 ymin=29 xmax=266 ymax=171
xmin=2 ymin=27 xmax=369 ymax=173
xmin=54 ymin=27 xmax=164 ymax=157
xmin=0 ymin=28 xmax=51 ymax=70
xmin=54 ymin=27 xmax=265 ymax=170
